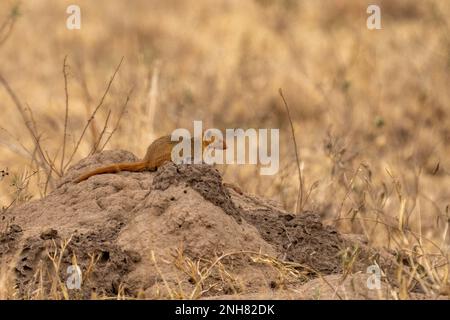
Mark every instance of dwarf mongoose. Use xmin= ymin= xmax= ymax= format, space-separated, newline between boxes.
xmin=74 ymin=134 xmax=226 ymax=183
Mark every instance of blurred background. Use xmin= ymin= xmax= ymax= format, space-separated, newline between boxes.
xmin=1 ymin=0 xmax=449 ymax=250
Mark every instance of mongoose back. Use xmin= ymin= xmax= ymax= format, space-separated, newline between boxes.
xmin=74 ymin=134 xmax=225 ymax=183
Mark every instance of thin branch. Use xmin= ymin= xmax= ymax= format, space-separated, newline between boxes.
xmin=0 ymin=4 xmax=19 ymax=47
xmin=0 ymin=73 xmax=55 ymax=179
xmin=74 ymin=56 xmax=99 ymax=145
xmin=26 ymin=103 xmax=60 ymax=180
xmin=146 ymin=61 xmax=160 ymax=141
xmin=61 ymin=56 xmax=70 ymax=172
xmin=64 ymin=56 xmax=124 ymax=170
xmin=44 ymin=148 xmax=60 ymax=196
xmin=279 ymin=88 xmax=304 ymax=214
xmin=0 ymin=127 xmax=32 ymax=159
xmin=99 ymin=88 xmax=132 ymax=152
xmin=90 ymin=109 xmax=111 ymax=155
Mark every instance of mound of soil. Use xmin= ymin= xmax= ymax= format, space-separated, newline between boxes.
xmin=0 ymin=150 xmax=417 ymax=299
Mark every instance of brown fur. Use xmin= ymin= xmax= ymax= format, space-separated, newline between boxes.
xmin=74 ymin=134 xmax=225 ymax=183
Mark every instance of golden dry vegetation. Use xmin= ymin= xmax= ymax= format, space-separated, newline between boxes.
xmin=0 ymin=0 xmax=450 ymax=299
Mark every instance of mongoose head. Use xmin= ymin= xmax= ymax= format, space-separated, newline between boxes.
xmin=202 ymin=130 xmax=227 ymax=150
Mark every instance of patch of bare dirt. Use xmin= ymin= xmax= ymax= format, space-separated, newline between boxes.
xmin=152 ymin=163 xmax=242 ymax=222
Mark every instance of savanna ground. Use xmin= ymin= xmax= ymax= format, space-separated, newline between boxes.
xmin=0 ymin=0 xmax=449 ymax=299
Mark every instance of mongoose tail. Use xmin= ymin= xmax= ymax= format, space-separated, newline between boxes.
xmin=74 ymin=161 xmax=151 ymax=183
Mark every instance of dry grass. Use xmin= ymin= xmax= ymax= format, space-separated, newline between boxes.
xmin=0 ymin=0 xmax=449 ymax=299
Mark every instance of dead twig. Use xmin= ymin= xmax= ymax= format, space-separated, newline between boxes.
xmin=61 ymin=56 xmax=70 ymax=173
xmin=90 ymin=110 xmax=112 ymax=155
xmin=0 ymin=4 xmax=20 ymax=47
xmin=99 ymin=88 xmax=132 ymax=152
xmin=64 ymin=56 xmax=124 ymax=170
xmin=279 ymin=88 xmax=304 ymax=214
xmin=0 ymin=73 xmax=56 ymax=180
